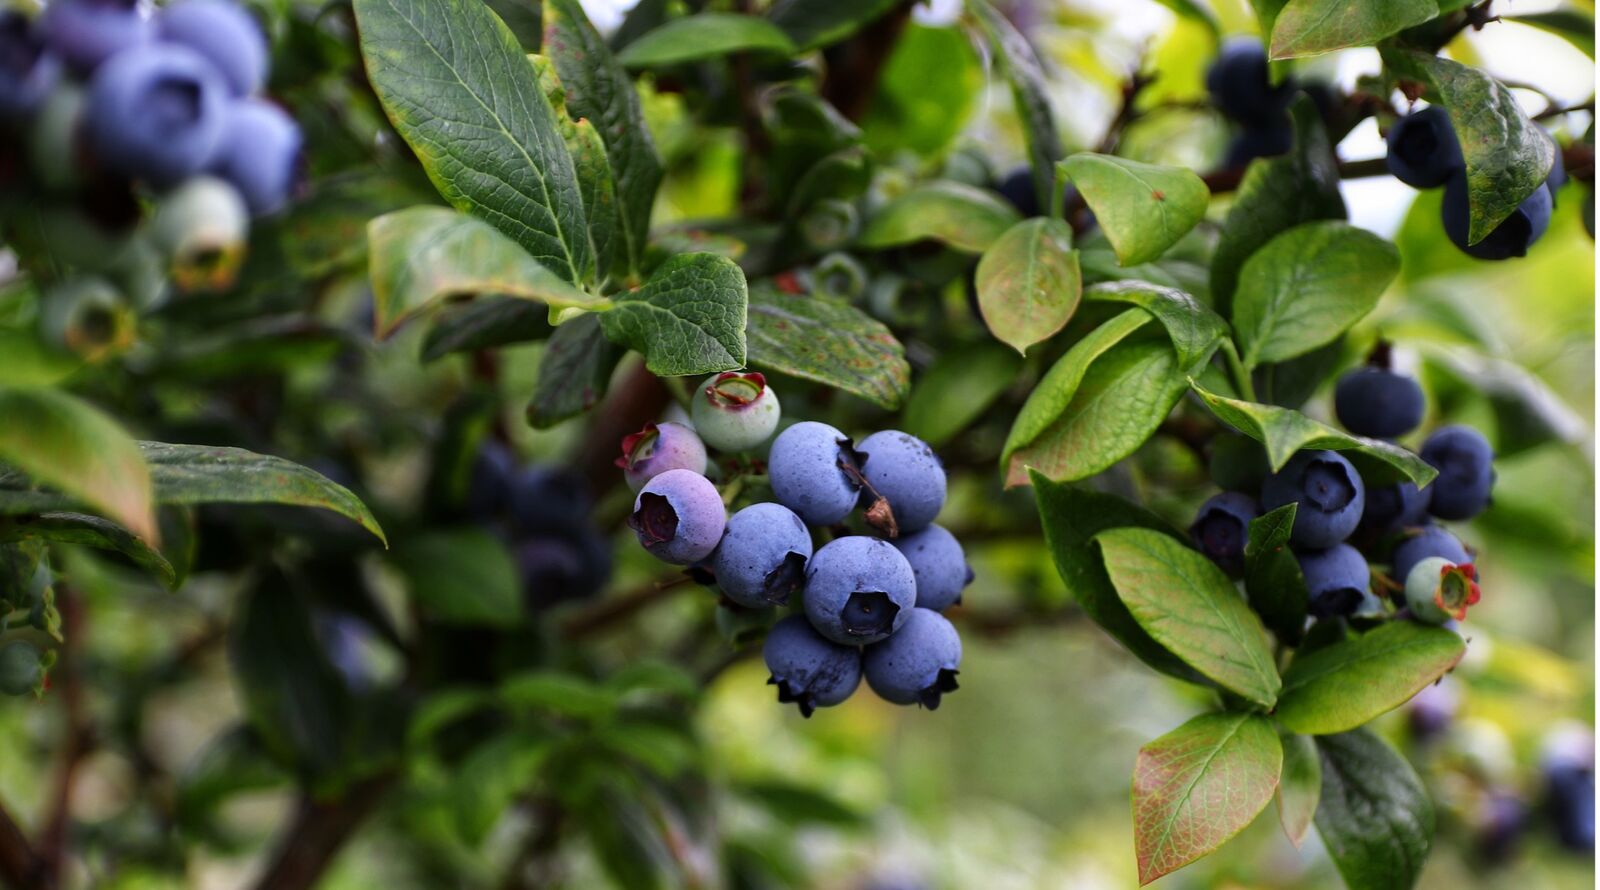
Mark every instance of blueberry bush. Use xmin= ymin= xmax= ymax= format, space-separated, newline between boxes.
xmin=0 ymin=0 xmax=1593 ymax=887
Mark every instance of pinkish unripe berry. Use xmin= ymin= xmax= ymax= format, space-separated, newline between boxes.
xmin=616 ymin=421 xmax=707 ymax=491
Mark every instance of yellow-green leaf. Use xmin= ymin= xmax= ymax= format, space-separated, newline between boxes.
xmin=1060 ymin=153 xmax=1210 ymax=266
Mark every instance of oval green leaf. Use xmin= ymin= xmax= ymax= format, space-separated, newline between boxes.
xmin=1060 ymin=153 xmax=1210 ymax=267
xmin=1277 ymin=730 xmax=1322 ymax=848
xmin=1084 ymin=280 xmax=1227 ymax=369
xmin=599 ymin=252 xmax=748 ymax=377
xmin=902 ymin=342 xmax=1022 ymax=447
xmin=1275 ymin=621 xmax=1466 ymax=735
xmin=392 ymin=528 xmax=523 ymax=627
xmin=1270 ymin=0 xmax=1438 ymax=59
xmin=1095 ymin=527 xmax=1282 ymax=707
xmin=858 ymin=181 xmax=1022 ymax=254
xmin=1133 ymin=713 xmax=1282 ymax=885
xmin=617 ymin=13 xmax=796 ymax=67
xmin=1243 ymin=503 xmax=1309 ymax=645
xmin=746 ymin=286 xmax=910 ymax=409
xmin=975 ymin=217 xmax=1082 ymax=355
xmin=1315 ymin=729 xmax=1436 ymax=890
xmin=971 ymin=0 xmax=1063 ymax=211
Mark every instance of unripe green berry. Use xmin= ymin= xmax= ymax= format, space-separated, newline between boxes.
xmin=0 ymin=640 xmax=43 ymax=697
xmin=1405 ymin=555 xmax=1481 ymax=624
xmin=152 ymin=175 xmax=250 ymax=293
xmin=813 ymin=251 xmax=867 ymax=299
xmin=39 ymin=276 xmax=135 ymax=362
xmin=799 ymin=199 xmax=857 ymax=250
xmin=690 ymin=371 xmax=781 ymax=452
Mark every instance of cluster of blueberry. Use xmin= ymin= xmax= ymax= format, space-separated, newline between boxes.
xmin=1206 ymin=37 xmax=1299 ymax=168
xmin=1192 ymin=351 xmax=1492 ymax=628
xmin=620 ymin=373 xmax=973 ymax=717
xmin=1 ymin=0 xmax=302 ymax=350
xmin=1386 ymin=106 xmax=1566 ymax=260
xmin=469 ymin=443 xmax=613 ymax=610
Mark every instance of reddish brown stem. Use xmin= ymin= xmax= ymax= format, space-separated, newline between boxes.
xmin=250 ymin=774 xmax=395 ymax=890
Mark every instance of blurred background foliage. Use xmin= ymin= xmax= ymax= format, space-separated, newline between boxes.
xmin=0 ymin=0 xmax=1592 ymax=887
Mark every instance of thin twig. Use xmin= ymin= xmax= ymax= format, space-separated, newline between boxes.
xmin=250 ymin=773 xmax=395 ymax=890
xmin=559 ymin=575 xmax=699 ymax=639
xmin=0 ymin=797 xmax=43 ymax=890
xmin=39 ymin=588 xmax=91 ymax=887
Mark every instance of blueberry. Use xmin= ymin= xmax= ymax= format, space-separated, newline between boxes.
xmin=689 ymin=370 xmax=781 ymax=452
xmin=157 ymin=0 xmax=266 ymax=96
xmin=1334 ymin=366 xmax=1425 ymax=439
xmin=889 ymin=524 xmax=972 ymax=612
xmin=465 ymin=440 xmax=516 ymax=519
xmin=207 ymin=98 xmax=302 ymax=216
xmin=151 ymin=175 xmax=249 ymax=292
xmin=617 ymin=421 xmax=707 ymax=492
xmin=1189 ymin=491 xmax=1259 ymax=576
xmin=1546 ymin=136 xmax=1567 ymax=208
xmin=994 ymin=165 xmax=1076 ymax=219
xmin=1385 ymin=107 xmax=1463 ymax=189
xmin=510 ymin=465 xmax=590 ymax=536
xmin=1420 ymin=425 xmax=1495 ymax=520
xmin=0 ymin=13 xmax=61 ymax=119
xmin=1403 ymin=555 xmax=1480 ymax=624
xmin=762 ymin=614 xmax=861 ymax=717
xmin=1223 ymin=117 xmax=1292 ymax=167
xmin=1205 ymin=37 xmax=1293 ymax=126
xmin=1391 ymin=525 xmax=1471 ymax=585
xmin=0 ymin=640 xmax=42 ymax=696
xmin=802 ymin=535 xmax=916 ymax=645
xmin=1542 ymin=727 xmax=1597 ymax=852
xmin=628 ymin=469 xmax=725 ymax=565
xmin=1261 ymin=450 xmax=1366 ymax=548
xmin=1475 ymin=790 xmax=1529 ymax=865
xmin=516 ymin=531 xmax=611 ymax=608
xmin=857 ymin=430 xmax=946 ymax=534
xmin=1407 ymin=677 xmax=1460 ymax=741
xmin=767 ymin=421 xmax=861 ymax=526
xmin=40 ymin=0 xmax=149 ymax=73
xmin=1442 ymin=171 xmax=1552 ymax=260
xmin=712 ymin=502 xmax=813 ymax=608
xmin=1296 ymin=543 xmax=1374 ymax=618
xmin=1357 ymin=480 xmax=1430 ymax=536
xmin=862 ymin=607 xmax=962 ymax=708
xmin=85 ymin=43 xmax=228 ymax=188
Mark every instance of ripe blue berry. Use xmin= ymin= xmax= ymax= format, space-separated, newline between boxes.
xmin=1334 ymin=366 xmax=1425 ymax=439
xmin=763 ymin=614 xmax=861 ymax=717
xmin=1407 ymin=678 xmax=1460 ymax=740
xmin=889 ymin=524 xmax=972 ymax=612
xmin=1420 ymin=425 xmax=1495 ymax=520
xmin=0 ymin=13 xmax=61 ymax=119
xmin=85 ymin=43 xmax=228 ymax=188
xmin=1189 ymin=491 xmax=1259 ymax=576
xmin=1542 ymin=727 xmax=1597 ymax=852
xmin=689 ymin=371 xmax=781 ymax=452
xmin=994 ymin=165 xmax=1076 ymax=219
xmin=863 ymin=608 xmax=962 ymax=709
xmin=628 ymin=469 xmax=726 ymax=565
xmin=1357 ymin=480 xmax=1430 ymax=536
xmin=712 ymin=502 xmax=813 ymax=608
xmin=0 ymin=640 xmax=42 ymax=696
xmin=1224 ymin=118 xmax=1292 ymax=167
xmin=1547 ymin=137 xmax=1567 ymax=208
xmin=1261 ymin=450 xmax=1365 ymax=549
xmin=464 ymin=440 xmax=515 ymax=519
xmin=158 ymin=0 xmax=266 ymax=97
xmin=802 ymin=535 xmax=916 ymax=645
xmin=617 ymin=421 xmax=707 ymax=492
xmin=1442 ymin=171 xmax=1552 ymax=260
xmin=40 ymin=0 xmax=149 ymax=72
xmin=209 ymin=98 xmax=303 ymax=216
xmin=1296 ymin=543 xmax=1373 ymax=618
xmin=510 ymin=465 xmax=590 ymax=536
xmin=1403 ymin=555 xmax=1480 ymax=624
xmin=1391 ymin=525 xmax=1470 ymax=586
xmin=1385 ymin=107 xmax=1463 ymax=189
xmin=857 ymin=430 xmax=946 ymax=534
xmin=1205 ymin=37 xmax=1293 ymax=126
xmin=768 ymin=421 xmax=861 ymax=526
xmin=516 ymin=530 xmax=611 ymax=608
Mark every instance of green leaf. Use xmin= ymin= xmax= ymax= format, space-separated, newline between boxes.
xmin=766 ymin=0 xmax=900 ymax=51
xmin=1232 ymin=221 xmax=1399 ymax=368
xmin=901 ymin=342 xmax=1022 ymax=447
xmin=1315 ymin=729 xmax=1435 ymax=890
xmin=1210 ymin=97 xmax=1345 ymax=315
xmin=500 ymin=670 xmax=617 ymax=720
xmin=1506 ymin=9 xmax=1595 ymax=57
xmin=1095 ymin=527 xmax=1282 ymax=707
xmin=1421 ymin=344 xmax=1586 ymax=459
xmin=0 ymin=330 xmax=80 ymax=388
xmin=421 ymin=297 xmax=553 ymax=362
xmin=1002 ymin=309 xmax=1151 ymax=471
xmin=787 ymin=146 xmax=873 ymax=216
xmin=861 ymin=24 xmax=982 ymax=159
xmin=367 ymin=207 xmax=601 ymax=338
xmin=391 ymin=528 xmax=523 ymax=627
xmin=739 ymin=780 xmax=866 ymax=827
xmin=1253 ymin=336 xmax=1344 ymax=409
xmin=1 ymin=512 xmax=175 ymax=589
xmin=1004 ymin=337 xmax=1190 ymax=486
xmin=1270 ymin=0 xmax=1437 ymax=59
xmin=1187 ymin=378 xmax=1438 ymax=488
xmin=1030 ymin=474 xmax=1205 ymax=683
xmin=970 ymin=0 xmax=1064 ymax=212
xmin=355 ymin=0 xmax=592 ymax=282
xmin=544 ymin=0 xmax=663 ymax=278
xmin=599 ymin=253 xmax=748 ymax=376
xmin=1277 ymin=731 xmax=1321 ymax=847
xmin=858 ymin=181 xmax=1021 ymax=254
xmin=1083 ymin=281 xmax=1228 ymax=369
xmin=0 ymin=387 xmax=154 ymax=543
xmin=1152 ymin=0 xmax=1221 ymax=37
xmin=1133 ymin=713 xmax=1282 ymax=885
xmin=527 ymin=313 xmax=622 ymax=428
xmin=1242 ymin=504 xmax=1308 ymax=645
xmin=533 ymin=56 xmax=622 ymax=280
xmin=745 ymin=287 xmax=910 ymax=409
xmin=617 ymin=13 xmax=795 ymax=67
xmin=450 ymin=730 xmax=550 ymax=845
xmin=1383 ymin=49 xmax=1556 ymax=244
xmin=1276 ymin=622 xmax=1466 ymax=735
xmin=975 ymin=218 xmax=1081 ymax=355
xmin=1059 ymin=153 xmax=1210 ymax=266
